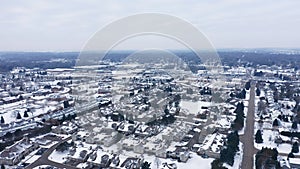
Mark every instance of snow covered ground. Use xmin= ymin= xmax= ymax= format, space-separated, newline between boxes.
xmin=0 ymin=102 xmax=60 ymax=124
xmin=180 ymin=100 xmax=215 ymax=114
xmin=253 ymin=84 xmax=300 ymax=156
xmin=146 ymin=152 xmax=214 ymax=169
xmin=71 ymin=148 xmax=214 ymax=169
xmin=180 ymin=100 xmax=212 ymax=114
xmin=48 ymin=150 xmax=68 ymax=163
xmin=254 ymin=129 xmax=300 ymax=155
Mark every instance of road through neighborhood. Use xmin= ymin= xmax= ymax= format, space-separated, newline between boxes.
xmin=241 ymin=82 xmax=257 ymax=169
xmin=25 ymin=136 xmax=77 ymax=169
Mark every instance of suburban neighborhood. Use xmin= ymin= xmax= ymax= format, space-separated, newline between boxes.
xmin=0 ymin=56 xmax=299 ymax=169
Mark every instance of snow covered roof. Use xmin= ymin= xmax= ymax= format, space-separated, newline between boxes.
xmin=289 ymin=158 xmax=300 ymax=165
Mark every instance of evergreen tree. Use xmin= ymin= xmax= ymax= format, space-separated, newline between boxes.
xmin=18 ymin=95 xmax=23 ymax=101
xmin=0 ymin=116 xmax=4 ymax=124
xmin=292 ymin=142 xmax=299 ymax=153
xmin=1 ymin=164 xmax=5 ymax=169
xmin=256 ymin=88 xmax=261 ymax=96
xmin=274 ymin=91 xmax=279 ymax=103
xmin=288 ymin=152 xmax=295 ymax=158
xmin=232 ymin=102 xmax=245 ymax=130
xmin=255 ymin=148 xmax=279 ymax=169
xmin=241 ymin=89 xmax=246 ymax=99
xmin=240 ymin=102 xmax=244 ymax=108
xmin=225 ymin=148 xmax=235 ymax=166
xmin=211 ymin=158 xmax=228 ymax=169
xmin=63 ymin=100 xmax=69 ymax=108
xmin=164 ymin=107 xmax=169 ymax=115
xmin=16 ymin=112 xmax=22 ymax=119
xmin=174 ymin=94 xmax=181 ymax=102
xmin=277 ymin=115 xmax=282 ymax=120
xmin=24 ymin=111 xmax=29 ymax=118
xmin=220 ymin=131 xmax=239 ymax=166
xmin=292 ymin=121 xmax=298 ymax=129
xmin=259 ymin=115 xmax=263 ymax=121
xmin=141 ymin=161 xmax=151 ymax=169
xmin=174 ymin=101 xmax=179 ymax=107
xmin=227 ymin=131 xmax=239 ymax=152
xmin=62 ymin=114 xmax=66 ymax=122
xmin=220 ymin=148 xmax=228 ymax=164
xmin=273 ymin=119 xmax=279 ymax=127
xmin=255 ymin=130 xmax=263 ymax=143
xmin=272 ymin=148 xmax=279 ymax=160
xmin=245 ymin=81 xmax=251 ymax=90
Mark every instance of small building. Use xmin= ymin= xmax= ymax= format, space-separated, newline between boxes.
xmin=2 ymin=96 xmax=18 ymax=104
xmin=52 ymin=121 xmax=78 ymax=134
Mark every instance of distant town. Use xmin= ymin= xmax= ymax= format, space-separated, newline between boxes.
xmin=0 ymin=50 xmax=300 ymax=169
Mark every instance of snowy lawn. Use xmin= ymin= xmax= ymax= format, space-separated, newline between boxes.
xmin=48 ymin=150 xmax=68 ymax=163
xmin=180 ymin=100 xmax=211 ymax=114
xmin=149 ymin=153 xmax=214 ymax=169
xmin=254 ymin=129 xmax=299 ymax=155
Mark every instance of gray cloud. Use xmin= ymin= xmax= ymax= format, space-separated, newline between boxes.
xmin=0 ymin=0 xmax=300 ymax=51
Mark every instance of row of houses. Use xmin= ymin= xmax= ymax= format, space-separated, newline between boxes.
xmin=0 ymin=137 xmax=38 ymax=165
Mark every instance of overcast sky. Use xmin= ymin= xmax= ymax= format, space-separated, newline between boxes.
xmin=0 ymin=0 xmax=300 ymax=51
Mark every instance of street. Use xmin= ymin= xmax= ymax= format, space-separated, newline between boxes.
xmin=25 ymin=136 xmax=77 ymax=169
xmin=241 ymin=82 xmax=257 ymax=169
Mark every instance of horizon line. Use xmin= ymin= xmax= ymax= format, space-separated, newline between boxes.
xmin=1 ymin=47 xmax=300 ymax=53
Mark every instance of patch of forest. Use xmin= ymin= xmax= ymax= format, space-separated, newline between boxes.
xmin=0 ymin=50 xmax=300 ymax=72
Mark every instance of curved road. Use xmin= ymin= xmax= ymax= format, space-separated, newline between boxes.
xmin=25 ymin=136 xmax=78 ymax=169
